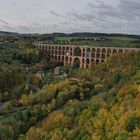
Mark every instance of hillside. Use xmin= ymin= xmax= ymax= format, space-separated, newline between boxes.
xmin=0 ymin=31 xmax=19 ymax=36
xmin=0 ymin=48 xmax=140 ymax=139
xmin=21 ymin=52 xmax=140 ymax=140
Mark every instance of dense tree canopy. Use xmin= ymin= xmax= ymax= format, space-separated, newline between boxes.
xmin=0 ymin=42 xmax=140 ymax=140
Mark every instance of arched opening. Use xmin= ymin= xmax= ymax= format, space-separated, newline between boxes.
xmin=62 ymin=56 xmax=64 ymax=61
xmin=101 ymin=54 xmax=106 ymax=59
xmin=119 ymin=49 xmax=123 ymax=53
xmin=97 ymin=48 xmax=101 ymax=53
xmin=48 ymin=55 xmax=51 ymax=60
xmin=113 ymin=49 xmax=117 ymax=53
xmin=87 ymin=48 xmax=91 ymax=52
xmin=91 ymin=59 xmax=95 ymax=64
xmin=96 ymin=59 xmax=100 ymax=64
xmin=107 ymin=49 xmax=111 ymax=53
xmin=102 ymin=48 xmax=106 ymax=53
xmin=66 ymin=56 xmax=68 ymax=62
xmin=101 ymin=60 xmax=105 ymax=63
xmin=92 ymin=53 xmax=95 ymax=58
xmin=59 ymin=51 xmax=61 ymax=55
xmin=55 ymin=50 xmax=57 ymax=54
xmin=96 ymin=53 xmax=100 ymax=58
xmin=86 ymin=48 xmax=91 ymax=58
xmin=62 ymin=51 xmax=65 ymax=55
xmin=74 ymin=47 xmax=81 ymax=56
xmin=73 ymin=58 xmax=80 ymax=68
xmin=82 ymin=58 xmax=85 ymax=63
xmin=86 ymin=58 xmax=90 ymax=64
xmin=58 ymin=56 xmax=61 ymax=61
xmin=92 ymin=48 xmax=95 ymax=52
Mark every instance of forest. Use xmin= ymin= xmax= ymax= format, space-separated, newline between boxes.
xmin=0 ymin=35 xmax=140 ymax=140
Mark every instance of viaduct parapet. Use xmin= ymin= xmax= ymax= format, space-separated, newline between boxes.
xmin=33 ymin=43 xmax=140 ymax=68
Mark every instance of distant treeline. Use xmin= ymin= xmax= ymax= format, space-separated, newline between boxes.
xmin=1 ymin=31 xmax=140 ymax=39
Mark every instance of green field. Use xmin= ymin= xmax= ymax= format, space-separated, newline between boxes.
xmin=54 ymin=36 xmax=140 ymax=48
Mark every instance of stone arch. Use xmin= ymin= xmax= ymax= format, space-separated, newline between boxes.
xmin=97 ymin=48 xmax=101 ymax=53
xmin=48 ymin=54 xmax=51 ymax=60
xmin=66 ymin=56 xmax=68 ymax=62
xmin=59 ymin=50 xmax=61 ymax=55
xmin=86 ymin=58 xmax=90 ymax=64
xmin=92 ymin=53 xmax=95 ymax=58
xmin=58 ymin=56 xmax=61 ymax=61
xmin=102 ymin=48 xmax=106 ymax=53
xmin=96 ymin=53 xmax=100 ymax=58
xmin=86 ymin=48 xmax=91 ymax=58
xmin=55 ymin=50 xmax=57 ymax=54
xmin=92 ymin=48 xmax=95 ymax=52
xmin=83 ymin=48 xmax=85 ymax=52
xmin=119 ymin=49 xmax=123 ymax=53
xmin=82 ymin=58 xmax=85 ymax=63
xmin=74 ymin=47 xmax=81 ymax=56
xmin=113 ymin=49 xmax=117 ymax=53
xmin=87 ymin=48 xmax=91 ymax=52
xmin=101 ymin=60 xmax=105 ymax=63
xmin=62 ymin=56 xmax=64 ymax=61
xmin=107 ymin=49 xmax=111 ymax=53
xmin=62 ymin=50 xmax=65 ymax=55
xmin=101 ymin=54 xmax=106 ymax=59
xmin=91 ymin=59 xmax=95 ymax=64
xmin=96 ymin=59 xmax=100 ymax=64
xmin=73 ymin=58 xmax=81 ymax=68
xmin=59 ymin=46 xmax=61 ymax=50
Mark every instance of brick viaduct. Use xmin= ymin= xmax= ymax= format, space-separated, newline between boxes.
xmin=33 ymin=43 xmax=140 ymax=68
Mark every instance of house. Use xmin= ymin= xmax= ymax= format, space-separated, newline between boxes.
xmin=54 ymin=66 xmax=61 ymax=75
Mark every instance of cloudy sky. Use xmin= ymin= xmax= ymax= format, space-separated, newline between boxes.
xmin=0 ymin=0 xmax=140 ymax=34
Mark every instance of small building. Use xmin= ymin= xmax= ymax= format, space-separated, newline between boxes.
xmin=54 ymin=66 xmax=61 ymax=75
